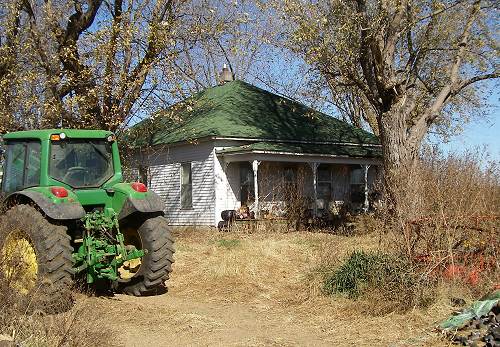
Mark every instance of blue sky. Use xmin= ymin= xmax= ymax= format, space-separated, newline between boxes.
xmin=436 ymin=91 xmax=499 ymax=161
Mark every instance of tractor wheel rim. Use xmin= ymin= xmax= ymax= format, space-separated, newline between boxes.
xmin=1 ymin=232 xmax=38 ymax=294
xmin=117 ymin=227 xmax=143 ymax=280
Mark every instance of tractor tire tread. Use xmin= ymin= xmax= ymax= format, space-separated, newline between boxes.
xmin=0 ymin=205 xmax=74 ymax=313
xmin=119 ymin=216 xmax=174 ymax=296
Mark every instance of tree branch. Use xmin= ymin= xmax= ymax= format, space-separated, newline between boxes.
xmin=355 ymin=0 xmax=382 ymax=109
xmin=103 ymin=0 xmax=124 ymax=121
xmin=409 ymin=0 xmax=482 ymax=144
xmin=121 ymin=0 xmax=175 ymax=121
xmin=454 ymin=72 xmax=500 ymax=94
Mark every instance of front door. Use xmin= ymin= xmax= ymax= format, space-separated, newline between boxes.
xmin=239 ymin=162 xmax=254 ymax=206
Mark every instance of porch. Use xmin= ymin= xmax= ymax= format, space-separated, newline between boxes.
xmin=214 ymin=143 xmax=382 ymax=225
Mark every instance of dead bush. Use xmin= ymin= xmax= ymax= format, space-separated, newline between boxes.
xmin=379 ymin=148 xmax=499 ymax=292
xmin=317 ymin=149 xmax=499 ymax=313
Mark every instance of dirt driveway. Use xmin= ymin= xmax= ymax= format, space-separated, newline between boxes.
xmin=88 ymin=230 xmax=448 ymax=346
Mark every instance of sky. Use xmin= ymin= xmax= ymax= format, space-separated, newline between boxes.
xmin=434 ymin=91 xmax=500 ymax=162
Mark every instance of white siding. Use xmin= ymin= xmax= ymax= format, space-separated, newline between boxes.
xmin=214 ymin=156 xmax=240 ymax=224
xmin=136 ymin=142 xmax=216 ymax=226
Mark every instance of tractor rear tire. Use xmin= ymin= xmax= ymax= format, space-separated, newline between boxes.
xmin=119 ymin=216 xmax=174 ymax=296
xmin=0 ymin=205 xmax=74 ymax=313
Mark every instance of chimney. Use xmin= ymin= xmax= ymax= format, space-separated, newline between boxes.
xmin=219 ymin=64 xmax=234 ymax=84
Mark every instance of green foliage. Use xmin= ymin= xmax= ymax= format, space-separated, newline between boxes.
xmin=215 ymin=238 xmax=241 ymax=250
xmin=323 ymin=250 xmax=417 ymax=301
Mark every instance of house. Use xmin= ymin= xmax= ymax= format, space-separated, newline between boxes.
xmin=127 ymin=79 xmax=382 ymax=227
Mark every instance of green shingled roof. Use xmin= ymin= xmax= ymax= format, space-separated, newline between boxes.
xmin=128 ymin=80 xmax=379 ymax=147
xmin=216 ymin=142 xmax=382 ymax=158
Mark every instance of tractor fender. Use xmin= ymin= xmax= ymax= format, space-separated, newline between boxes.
xmin=118 ymin=191 xmax=165 ymax=220
xmin=6 ymin=191 xmax=86 ymax=220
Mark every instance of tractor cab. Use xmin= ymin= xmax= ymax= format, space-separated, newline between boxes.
xmin=50 ymin=136 xmax=115 ymax=189
xmin=1 ymin=130 xmax=121 ymax=196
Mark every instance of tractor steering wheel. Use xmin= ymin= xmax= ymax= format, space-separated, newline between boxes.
xmin=63 ymin=166 xmax=87 ymax=184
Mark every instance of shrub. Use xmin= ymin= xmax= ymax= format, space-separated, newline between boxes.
xmin=323 ymin=250 xmax=432 ymax=311
xmin=215 ymin=238 xmax=241 ymax=249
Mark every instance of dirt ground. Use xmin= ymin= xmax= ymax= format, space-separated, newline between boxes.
xmin=85 ymin=229 xmax=453 ymax=347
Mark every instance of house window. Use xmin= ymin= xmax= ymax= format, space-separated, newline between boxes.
xmin=240 ymin=162 xmax=254 ymax=205
xmin=283 ymin=167 xmax=296 ymax=183
xmin=317 ymin=164 xmax=332 ymax=201
xmin=282 ymin=166 xmax=298 ymax=200
xmin=180 ymin=162 xmax=192 ymax=209
xmin=350 ymin=166 xmax=365 ymax=203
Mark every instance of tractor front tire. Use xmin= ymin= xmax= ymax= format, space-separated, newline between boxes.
xmin=119 ymin=216 xmax=174 ymax=296
xmin=0 ymin=205 xmax=74 ymax=313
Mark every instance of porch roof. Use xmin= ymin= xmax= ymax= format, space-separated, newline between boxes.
xmin=216 ymin=141 xmax=382 ymax=158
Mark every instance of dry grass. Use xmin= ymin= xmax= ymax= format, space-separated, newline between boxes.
xmin=162 ymin=228 xmax=454 ymax=346
xmin=332 ymin=149 xmax=499 ymax=314
xmin=49 ymin=227 xmax=441 ymax=346
xmin=381 ymin=149 xmax=499 ymax=272
xmin=0 ymin=295 xmax=116 ymax=347
xmin=0 ymin=276 xmax=116 ymax=347
xmin=0 ymin=226 xmax=461 ymax=346
xmin=171 ymin=226 xmax=381 ymax=304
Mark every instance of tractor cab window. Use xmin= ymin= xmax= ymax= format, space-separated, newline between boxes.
xmin=50 ymin=140 xmax=114 ymax=188
xmin=2 ymin=141 xmax=41 ymax=193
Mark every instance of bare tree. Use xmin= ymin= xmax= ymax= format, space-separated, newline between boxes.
xmin=170 ymin=0 xmax=276 ymax=93
xmin=0 ymin=0 xmax=267 ymax=132
xmin=268 ymin=0 xmax=499 ymax=212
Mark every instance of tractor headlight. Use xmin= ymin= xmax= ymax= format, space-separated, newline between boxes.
xmin=59 ymin=132 xmax=67 ymax=140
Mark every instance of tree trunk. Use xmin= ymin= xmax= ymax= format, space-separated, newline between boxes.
xmin=378 ymin=108 xmax=423 ymax=218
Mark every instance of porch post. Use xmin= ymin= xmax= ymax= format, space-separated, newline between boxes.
xmin=223 ymin=160 xmax=230 ymax=211
xmin=308 ymin=162 xmax=319 ymax=217
xmin=363 ymin=164 xmax=371 ymax=212
xmin=252 ymin=160 xmax=261 ymax=218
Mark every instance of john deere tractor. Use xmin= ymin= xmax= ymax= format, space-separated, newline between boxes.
xmin=0 ymin=129 xmax=174 ymax=311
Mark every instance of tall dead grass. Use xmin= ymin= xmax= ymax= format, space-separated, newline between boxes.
xmin=381 ymin=149 xmax=499 ymax=289
xmin=0 ymin=292 xmax=115 ymax=347
xmin=322 ymin=149 xmax=499 ymax=312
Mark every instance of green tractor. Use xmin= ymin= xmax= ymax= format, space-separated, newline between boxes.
xmin=0 ymin=129 xmax=174 ymax=311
